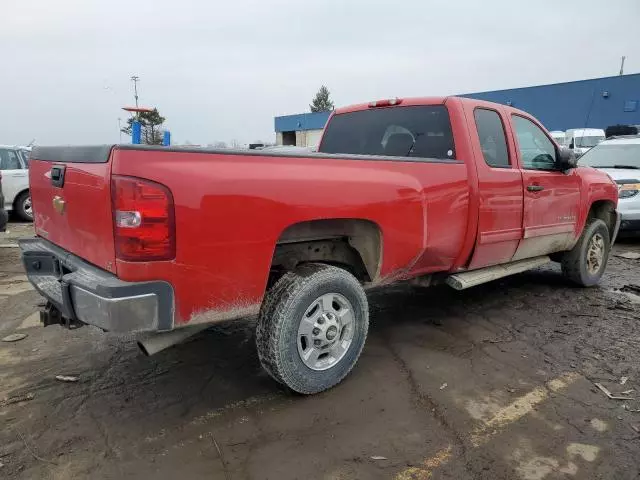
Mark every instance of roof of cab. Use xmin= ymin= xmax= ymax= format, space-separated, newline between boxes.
xmin=334 ymin=97 xmax=449 ymax=115
xmin=565 ymin=128 xmax=606 ymax=135
xmin=599 ymin=136 xmax=640 ymax=145
xmin=332 ymin=96 xmax=536 ymax=119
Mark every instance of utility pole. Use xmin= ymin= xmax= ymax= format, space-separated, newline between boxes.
xmin=619 ymin=56 xmax=626 ymax=76
xmin=130 ymin=75 xmax=140 ymax=107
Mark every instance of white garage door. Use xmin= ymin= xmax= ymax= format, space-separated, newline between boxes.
xmin=304 ymin=129 xmax=324 ymax=149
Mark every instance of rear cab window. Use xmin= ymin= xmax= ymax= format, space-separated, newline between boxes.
xmin=319 ymin=105 xmax=456 ymax=160
xmin=473 ymin=109 xmax=510 ymax=168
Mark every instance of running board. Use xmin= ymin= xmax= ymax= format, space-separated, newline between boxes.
xmin=446 ymin=256 xmax=551 ymax=290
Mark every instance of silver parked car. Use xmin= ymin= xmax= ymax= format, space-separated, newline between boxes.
xmin=0 ymin=145 xmax=31 ymax=221
xmin=579 ymin=136 xmax=640 ymax=231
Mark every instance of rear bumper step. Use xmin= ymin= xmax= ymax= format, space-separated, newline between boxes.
xmin=19 ymin=238 xmax=175 ymax=333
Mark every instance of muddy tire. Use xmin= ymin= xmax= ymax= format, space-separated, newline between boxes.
xmin=15 ymin=191 xmax=32 ymax=221
xmin=256 ymin=263 xmax=369 ymax=394
xmin=561 ymin=219 xmax=610 ymax=287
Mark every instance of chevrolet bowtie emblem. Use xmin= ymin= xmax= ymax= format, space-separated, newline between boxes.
xmin=52 ymin=196 xmax=66 ymax=215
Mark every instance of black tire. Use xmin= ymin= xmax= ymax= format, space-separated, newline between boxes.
xmin=561 ymin=219 xmax=610 ymax=287
xmin=256 ymin=263 xmax=369 ymax=394
xmin=15 ymin=191 xmax=32 ymax=222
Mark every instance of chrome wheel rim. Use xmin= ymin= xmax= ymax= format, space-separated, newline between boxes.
xmin=23 ymin=197 xmax=33 ymax=218
xmin=297 ymin=293 xmax=355 ymax=371
xmin=586 ymin=232 xmax=605 ymax=275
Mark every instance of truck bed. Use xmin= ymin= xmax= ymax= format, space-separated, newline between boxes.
xmin=29 ymin=144 xmax=471 ymax=325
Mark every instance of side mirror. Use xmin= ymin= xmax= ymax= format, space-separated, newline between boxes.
xmin=569 ymin=141 xmax=574 ymax=149
xmin=556 ymin=147 xmax=577 ymax=170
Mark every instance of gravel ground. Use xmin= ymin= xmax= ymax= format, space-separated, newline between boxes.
xmin=1 ymin=222 xmax=640 ymax=480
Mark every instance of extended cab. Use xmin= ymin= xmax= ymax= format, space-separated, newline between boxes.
xmin=21 ymin=97 xmax=619 ymax=394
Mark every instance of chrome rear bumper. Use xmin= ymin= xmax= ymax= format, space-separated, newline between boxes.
xmin=19 ymin=238 xmax=174 ymax=333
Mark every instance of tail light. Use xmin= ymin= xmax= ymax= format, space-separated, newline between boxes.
xmin=111 ymin=175 xmax=175 ymax=261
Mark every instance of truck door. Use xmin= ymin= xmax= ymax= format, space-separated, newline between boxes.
xmin=510 ymin=115 xmax=581 ymax=260
xmin=465 ymin=105 xmax=525 ymax=270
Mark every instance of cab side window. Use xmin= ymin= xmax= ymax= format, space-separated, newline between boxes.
xmin=474 ymin=109 xmax=510 ymax=167
xmin=0 ymin=149 xmax=22 ymax=170
xmin=512 ymin=115 xmax=557 ymax=170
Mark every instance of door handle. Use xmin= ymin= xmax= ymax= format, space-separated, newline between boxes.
xmin=527 ymin=185 xmax=544 ymax=192
xmin=50 ymin=165 xmax=66 ymax=188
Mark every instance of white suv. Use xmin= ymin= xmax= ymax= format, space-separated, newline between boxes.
xmin=579 ymin=136 xmax=640 ymax=231
xmin=0 ymin=145 xmax=31 ymax=221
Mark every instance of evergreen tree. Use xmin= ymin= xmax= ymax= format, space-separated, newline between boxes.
xmin=121 ymin=108 xmax=166 ymax=145
xmin=310 ymin=86 xmax=334 ymax=113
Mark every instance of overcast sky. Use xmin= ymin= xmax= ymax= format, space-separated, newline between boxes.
xmin=3 ymin=0 xmax=639 ymax=146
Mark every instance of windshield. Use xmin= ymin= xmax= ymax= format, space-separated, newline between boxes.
xmin=319 ymin=105 xmax=456 ymax=159
xmin=578 ymin=143 xmax=640 ymax=168
xmin=575 ymin=136 xmax=604 ymax=148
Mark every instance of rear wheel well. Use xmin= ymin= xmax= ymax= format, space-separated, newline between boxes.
xmin=270 ymin=219 xmax=382 ymax=284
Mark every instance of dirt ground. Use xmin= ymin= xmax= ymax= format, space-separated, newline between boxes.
xmin=2 ymin=222 xmax=640 ymax=480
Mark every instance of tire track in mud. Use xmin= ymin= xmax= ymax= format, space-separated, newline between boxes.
xmin=382 ymin=335 xmax=477 ymax=478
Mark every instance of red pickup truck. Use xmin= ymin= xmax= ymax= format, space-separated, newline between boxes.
xmin=21 ymin=96 xmax=619 ymax=394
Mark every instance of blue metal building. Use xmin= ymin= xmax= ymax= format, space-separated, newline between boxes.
xmin=274 ymin=111 xmax=331 ymax=133
xmin=274 ymin=74 xmax=640 ymax=144
xmin=462 ymin=73 xmax=640 ymax=131
xmin=274 ymin=111 xmax=331 ymax=147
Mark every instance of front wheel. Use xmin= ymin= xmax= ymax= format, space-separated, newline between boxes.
xmin=256 ymin=263 xmax=369 ymax=394
xmin=561 ymin=219 xmax=611 ymax=287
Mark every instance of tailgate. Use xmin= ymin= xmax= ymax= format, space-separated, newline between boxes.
xmin=29 ymin=146 xmax=117 ymax=273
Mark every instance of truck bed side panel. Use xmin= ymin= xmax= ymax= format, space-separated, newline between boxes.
xmin=111 ymin=149 xmax=469 ymax=325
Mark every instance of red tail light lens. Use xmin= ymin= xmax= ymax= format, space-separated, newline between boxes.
xmin=111 ymin=175 xmax=175 ymax=261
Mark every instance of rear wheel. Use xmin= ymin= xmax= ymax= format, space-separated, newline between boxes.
xmin=15 ymin=191 xmax=32 ymax=222
xmin=561 ymin=219 xmax=610 ymax=286
xmin=256 ymin=263 xmax=369 ymax=394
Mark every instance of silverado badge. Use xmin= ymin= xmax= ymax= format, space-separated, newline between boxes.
xmin=52 ymin=196 xmax=66 ymax=215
